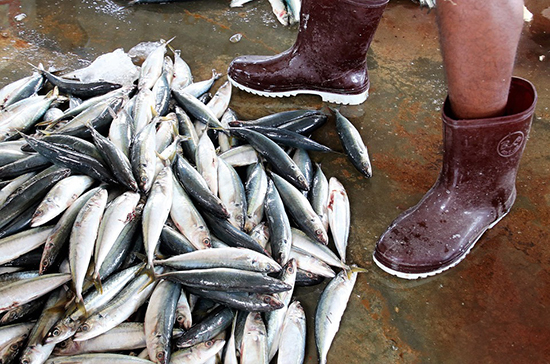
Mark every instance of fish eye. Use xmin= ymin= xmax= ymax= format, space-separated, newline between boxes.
xmin=177 ymin=315 xmax=184 ymax=323
xmin=205 ymin=341 xmax=213 ymax=347
xmin=156 ymin=352 xmax=165 ymax=360
xmin=9 ymin=343 xmax=19 ymax=350
xmin=263 ymin=296 xmax=272 ymax=303
xmin=52 ymin=328 xmax=60 ymax=337
xmin=81 ymin=324 xmax=90 ymax=332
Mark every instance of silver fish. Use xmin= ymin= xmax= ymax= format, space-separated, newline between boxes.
xmin=172 ymin=90 xmax=224 ymax=129
xmin=218 ymin=108 xmax=238 ymax=154
xmin=244 ymin=162 xmax=268 ymax=233
xmin=170 ymin=175 xmax=211 ymax=250
xmin=219 ymin=145 xmax=258 ymax=167
xmin=132 ymin=88 xmax=156 ymax=135
xmin=315 ymin=270 xmax=358 ymax=364
xmin=266 ymin=259 xmax=297 ymax=361
xmin=240 ymin=312 xmax=268 ymax=364
xmin=0 ymin=74 xmax=35 ymax=108
xmin=170 ymin=340 xmax=226 ymax=364
xmin=179 ymin=69 xmax=220 ymax=98
xmin=175 ymin=288 xmax=192 ymax=330
xmin=171 ymin=50 xmax=193 ymax=91
xmin=0 ymin=226 xmax=53 ymax=266
xmin=108 ymin=109 xmax=134 ymax=158
xmin=174 ymin=106 xmax=199 ymax=163
xmin=310 ymin=163 xmax=329 ymax=233
xmin=19 ymin=287 xmax=70 ymax=364
xmin=277 ymin=300 xmax=307 ymax=364
xmin=138 ymin=39 xmax=171 ymax=91
xmin=0 ymin=88 xmax=58 ymax=141
xmin=142 ymin=166 xmax=173 ymax=267
xmin=223 ymin=315 xmax=238 ymax=364
xmin=53 ymin=322 xmax=147 ymax=356
xmin=291 ymin=228 xmax=348 ymax=269
xmin=154 ymin=247 xmax=280 ymax=273
xmin=334 ymin=108 xmax=372 ymax=178
xmin=271 ymin=173 xmax=328 ymax=245
xmin=144 ymin=279 xmax=179 ymax=364
xmin=73 ymin=268 xmax=159 ymax=342
xmin=0 ymin=322 xmax=34 ymax=349
xmin=30 ymin=175 xmax=95 ymax=227
xmin=290 ymin=250 xmax=335 ymax=278
xmin=217 ymin=158 xmax=246 ymax=230
xmin=93 ymin=191 xmax=141 ymax=280
xmin=264 ymin=179 xmax=292 ymax=266
xmin=154 ymin=114 xmax=177 ymax=153
xmin=0 ymin=273 xmax=71 ymax=314
xmin=69 ymin=187 xmax=108 ymax=303
xmin=327 ymin=177 xmax=350 ymax=263
xmin=44 ymin=353 xmax=156 ymax=364
xmin=196 ymin=131 xmax=219 ymax=196
xmin=0 ymin=172 xmax=36 ymax=207
xmin=131 ymin=121 xmax=157 ymax=193
xmin=206 ymin=81 xmax=232 ymax=119
xmin=39 ymin=187 xmax=102 ymax=274
xmin=284 ymin=0 xmax=301 ymax=24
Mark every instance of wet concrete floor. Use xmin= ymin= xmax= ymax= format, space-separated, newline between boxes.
xmin=0 ymin=0 xmax=549 ymax=363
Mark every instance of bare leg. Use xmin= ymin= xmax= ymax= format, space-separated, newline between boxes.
xmin=437 ymin=0 xmax=524 ymax=119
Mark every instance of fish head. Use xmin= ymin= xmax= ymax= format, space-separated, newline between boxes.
xmin=259 ymin=294 xmax=284 ymax=310
xmin=45 ymin=318 xmax=78 ymax=344
xmin=52 ymin=338 xmax=81 ymax=356
xmin=20 ymin=345 xmax=50 ymax=364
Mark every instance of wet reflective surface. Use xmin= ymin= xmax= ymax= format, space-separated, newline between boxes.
xmin=1 ymin=0 xmax=549 ymax=362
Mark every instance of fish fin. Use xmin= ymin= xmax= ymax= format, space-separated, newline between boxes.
xmin=150 ymin=105 xmax=158 ymax=118
xmin=92 ymin=274 xmax=104 ymax=295
xmin=162 ymin=36 xmax=177 ymax=46
xmin=346 ymin=265 xmax=368 ymax=279
xmin=133 ymin=251 xmax=148 ymax=265
xmin=155 ymin=150 xmax=170 ymax=167
xmin=27 ymin=62 xmax=43 ymax=72
xmin=74 ymin=296 xmax=87 ymax=316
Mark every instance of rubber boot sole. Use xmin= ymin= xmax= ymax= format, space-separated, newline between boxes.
xmin=228 ymin=77 xmax=369 ymax=106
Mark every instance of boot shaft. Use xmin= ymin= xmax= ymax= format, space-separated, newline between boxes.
xmin=438 ymin=77 xmax=537 ymax=208
xmin=294 ymin=0 xmax=389 ymax=75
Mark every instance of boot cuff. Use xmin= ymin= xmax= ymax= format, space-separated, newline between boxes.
xmin=442 ymin=77 xmax=537 ymax=128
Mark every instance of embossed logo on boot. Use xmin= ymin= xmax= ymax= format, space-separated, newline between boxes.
xmin=498 ymin=131 xmax=525 ymax=157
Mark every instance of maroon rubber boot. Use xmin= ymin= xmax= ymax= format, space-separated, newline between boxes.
xmin=227 ymin=0 xmax=389 ymax=105
xmin=373 ymin=77 xmax=537 ymax=279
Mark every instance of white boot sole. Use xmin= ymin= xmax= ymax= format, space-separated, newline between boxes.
xmin=228 ymin=77 xmax=369 ymax=106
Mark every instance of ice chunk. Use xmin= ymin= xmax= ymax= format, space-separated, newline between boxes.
xmin=64 ymin=48 xmax=139 ymax=86
xmin=127 ymin=41 xmax=163 ymax=65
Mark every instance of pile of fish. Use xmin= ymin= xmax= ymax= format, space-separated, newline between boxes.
xmin=0 ymin=39 xmax=372 ymax=364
